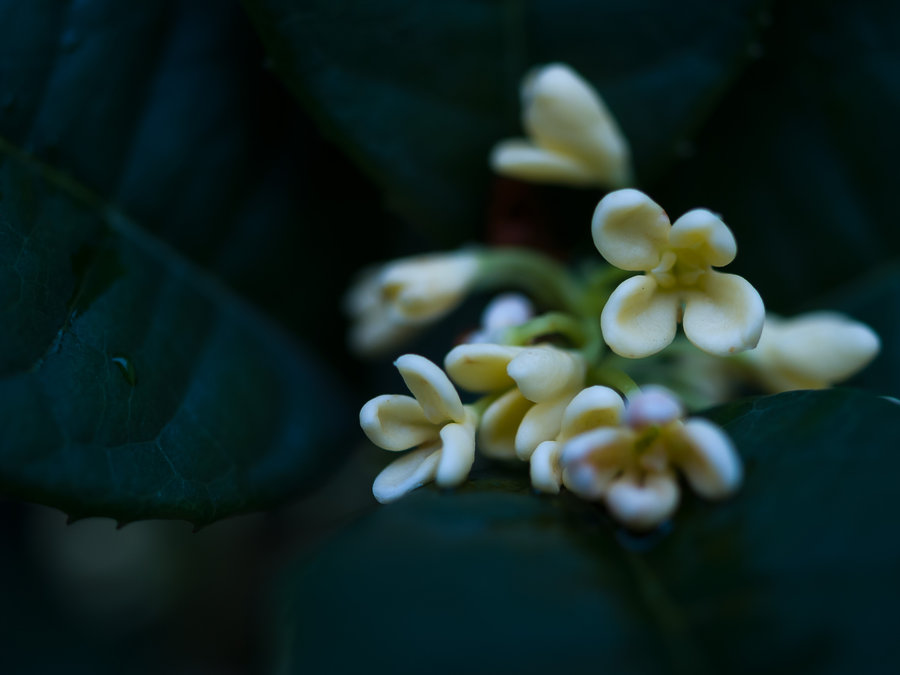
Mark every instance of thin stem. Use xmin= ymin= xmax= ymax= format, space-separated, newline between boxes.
xmin=474 ymin=247 xmax=585 ymax=314
xmin=501 ymin=312 xmax=588 ymax=347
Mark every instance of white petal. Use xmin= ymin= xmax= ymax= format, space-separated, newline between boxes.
xmin=515 ymin=393 xmax=573 ymax=460
xmin=669 ymin=419 xmax=742 ymax=499
xmin=669 ymin=209 xmax=737 ymax=268
xmin=359 ymin=395 xmax=437 ymax=451
xmin=444 ymin=343 xmax=522 ymax=392
xmin=591 ymin=189 xmax=671 ymax=271
xmin=604 ymin=471 xmax=680 ymax=530
xmin=762 ymin=312 xmax=880 ymax=388
xmin=530 ymin=441 xmax=563 ymax=494
xmin=600 ymin=275 xmax=679 ymax=358
xmin=558 ymin=386 xmax=625 ymax=440
xmin=394 ymin=354 xmax=465 ymax=424
xmin=507 ymin=347 xmax=585 ymax=402
xmin=480 ymin=293 xmax=535 ymax=333
xmin=624 ymin=386 xmax=684 ymax=429
xmin=349 ymin=306 xmax=420 ymax=357
xmin=435 ymin=419 xmax=476 ymax=488
xmin=682 ymin=272 xmax=765 ymax=356
xmin=559 ymin=427 xmax=632 ymax=499
xmin=490 ymin=140 xmax=601 ymax=186
xmin=381 ymin=253 xmax=480 ymax=321
xmin=521 ymin=64 xmax=632 ymax=187
xmin=372 ymin=445 xmax=441 ymax=504
xmin=478 ymin=388 xmax=533 ymax=459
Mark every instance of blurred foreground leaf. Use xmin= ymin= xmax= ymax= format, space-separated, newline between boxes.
xmin=274 ymin=389 xmax=900 ymax=674
xmin=245 ymin=0 xmax=769 ymax=239
xmin=0 ymin=0 xmax=357 ymax=524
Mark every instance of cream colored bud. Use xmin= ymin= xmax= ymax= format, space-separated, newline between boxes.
xmin=490 ymin=63 xmax=632 ymax=188
xmin=748 ymin=312 xmax=880 ymax=391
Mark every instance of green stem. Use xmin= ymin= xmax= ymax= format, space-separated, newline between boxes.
xmin=588 ymin=365 xmax=641 ymax=397
xmin=474 ymin=248 xmax=584 ymax=314
xmin=501 ymin=312 xmax=587 ymax=347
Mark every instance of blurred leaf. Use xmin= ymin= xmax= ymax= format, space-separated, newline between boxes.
xmin=274 ymin=389 xmax=900 ymax=674
xmin=0 ymin=0 xmax=390 ymax=366
xmin=0 ymin=0 xmax=358 ymax=524
xmin=244 ymin=0 xmax=770 ymax=240
xmin=653 ymin=0 xmax=900 ymax=309
xmin=0 ymin=148 xmax=349 ymax=525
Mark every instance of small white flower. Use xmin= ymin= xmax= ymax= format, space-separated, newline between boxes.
xmin=559 ymin=387 xmax=742 ymax=530
xmin=530 ymin=386 xmax=625 ymax=494
xmin=490 ymin=63 xmax=632 ymax=188
xmin=466 ymin=293 xmax=535 ymax=344
xmin=746 ymin=312 xmax=880 ymax=392
xmin=593 ymin=189 xmax=764 ymax=359
xmin=445 ymin=343 xmax=585 ymax=461
xmin=345 ymin=252 xmax=480 ymax=357
xmin=360 ymin=354 xmax=477 ymax=503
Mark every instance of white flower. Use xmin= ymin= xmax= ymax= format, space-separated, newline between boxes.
xmin=490 ymin=63 xmax=632 ymax=188
xmin=746 ymin=312 xmax=880 ymax=392
xmin=360 ymin=354 xmax=477 ymax=503
xmin=530 ymin=386 xmax=624 ymax=494
xmin=466 ymin=293 xmax=535 ymax=344
xmin=444 ymin=343 xmax=585 ymax=461
xmin=593 ymin=189 xmax=764 ymax=359
xmin=345 ymin=252 xmax=480 ymax=357
xmin=559 ymin=387 xmax=742 ymax=530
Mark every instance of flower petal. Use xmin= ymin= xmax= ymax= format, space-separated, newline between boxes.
xmin=558 ymin=386 xmax=624 ymax=440
xmin=682 ymin=272 xmax=765 ymax=356
xmin=507 ymin=346 xmax=585 ymax=402
xmin=604 ymin=471 xmax=680 ymax=530
xmin=624 ymin=386 xmax=684 ymax=429
xmin=359 ymin=395 xmax=437 ymax=451
xmin=530 ymin=440 xmax=563 ymax=494
xmin=371 ymin=445 xmax=441 ymax=504
xmin=668 ymin=209 xmax=737 ymax=268
xmin=478 ymin=388 xmax=533 ymax=459
xmin=395 ymin=354 xmax=465 ymax=424
xmin=521 ymin=63 xmax=632 ymax=187
xmin=591 ymin=189 xmax=671 ymax=271
xmin=669 ymin=419 xmax=742 ymax=499
xmin=444 ymin=343 xmax=522 ymax=393
xmin=761 ymin=312 xmax=881 ymax=389
xmin=490 ymin=139 xmax=601 ymax=186
xmin=559 ymin=427 xmax=632 ymax=499
xmin=381 ymin=253 xmax=479 ymax=321
xmin=600 ymin=275 xmax=679 ymax=358
xmin=515 ymin=392 xmax=573 ymax=460
xmin=435 ymin=418 xmax=477 ymax=488
xmin=349 ymin=306 xmax=420 ymax=357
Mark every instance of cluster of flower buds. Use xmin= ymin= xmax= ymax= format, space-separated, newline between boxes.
xmin=349 ymin=63 xmax=880 ymax=531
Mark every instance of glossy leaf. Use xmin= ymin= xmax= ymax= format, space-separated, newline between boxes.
xmin=653 ymin=0 xmax=900 ymax=309
xmin=274 ymin=389 xmax=900 ymax=674
xmin=244 ymin=0 xmax=770 ymax=239
xmin=0 ymin=0 xmax=359 ymax=524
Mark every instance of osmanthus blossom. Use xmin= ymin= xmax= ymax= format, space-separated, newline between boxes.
xmin=490 ymin=63 xmax=632 ymax=188
xmin=593 ymin=189 xmax=765 ymax=359
xmin=745 ymin=311 xmax=880 ymax=392
xmin=558 ymin=387 xmax=742 ymax=530
xmin=465 ymin=293 xmax=536 ymax=344
xmin=360 ymin=354 xmax=477 ymax=503
xmin=444 ymin=343 xmax=586 ymax=461
xmin=345 ymin=252 xmax=480 ymax=356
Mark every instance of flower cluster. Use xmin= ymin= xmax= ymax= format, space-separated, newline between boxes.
xmin=349 ymin=63 xmax=881 ymax=531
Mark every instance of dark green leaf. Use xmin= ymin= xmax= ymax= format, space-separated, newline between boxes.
xmin=0 ymin=0 xmax=362 ymax=524
xmin=0 ymin=147 xmax=350 ymax=525
xmin=274 ymin=389 xmax=900 ymax=674
xmin=244 ymin=0 xmax=770 ymax=239
xmin=653 ymin=0 xmax=900 ymax=309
